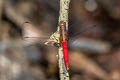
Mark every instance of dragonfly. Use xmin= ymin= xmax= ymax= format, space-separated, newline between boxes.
xmin=22 ymin=22 xmax=97 ymax=45
xmin=22 ymin=21 xmax=98 ymax=71
xmin=59 ymin=21 xmax=69 ymax=70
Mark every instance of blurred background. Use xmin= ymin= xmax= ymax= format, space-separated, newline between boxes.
xmin=0 ymin=0 xmax=120 ymax=80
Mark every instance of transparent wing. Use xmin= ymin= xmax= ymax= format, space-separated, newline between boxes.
xmin=22 ymin=22 xmax=98 ymax=45
xmin=70 ymin=24 xmax=97 ymax=37
xmin=22 ymin=22 xmax=56 ymax=45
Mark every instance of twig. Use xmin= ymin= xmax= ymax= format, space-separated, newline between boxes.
xmin=57 ymin=0 xmax=71 ymax=79
xmin=46 ymin=0 xmax=71 ymax=80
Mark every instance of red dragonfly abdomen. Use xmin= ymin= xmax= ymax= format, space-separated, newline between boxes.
xmin=59 ymin=21 xmax=69 ymax=70
xmin=62 ymin=41 xmax=69 ymax=70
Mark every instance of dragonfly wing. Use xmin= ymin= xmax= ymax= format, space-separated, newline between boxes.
xmin=69 ymin=24 xmax=97 ymax=37
xmin=22 ymin=22 xmax=57 ymax=45
xmin=22 ymin=37 xmax=49 ymax=45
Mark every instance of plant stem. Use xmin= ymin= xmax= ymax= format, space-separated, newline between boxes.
xmin=46 ymin=0 xmax=71 ymax=79
xmin=58 ymin=47 xmax=70 ymax=80
xmin=58 ymin=0 xmax=71 ymax=80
